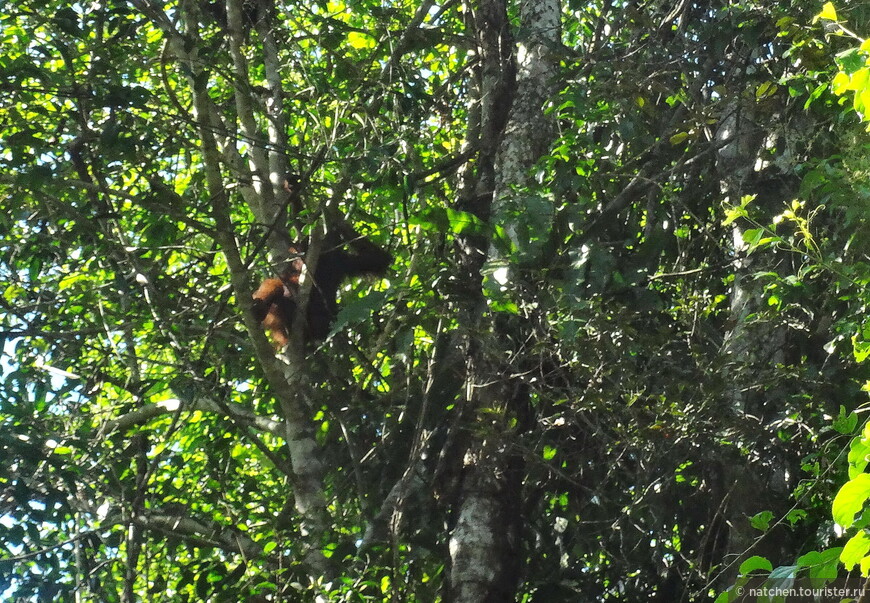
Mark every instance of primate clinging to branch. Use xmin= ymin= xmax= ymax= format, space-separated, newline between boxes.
xmin=251 ymin=176 xmax=392 ymax=347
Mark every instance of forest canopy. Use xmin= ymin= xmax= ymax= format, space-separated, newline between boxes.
xmin=2 ymin=0 xmax=870 ymax=601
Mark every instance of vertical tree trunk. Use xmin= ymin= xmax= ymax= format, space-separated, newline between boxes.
xmin=447 ymin=1 xmax=560 ymax=600
xmin=132 ymin=0 xmax=336 ymax=582
xmin=714 ymin=99 xmax=797 ymax=581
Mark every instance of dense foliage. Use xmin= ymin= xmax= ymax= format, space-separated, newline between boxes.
xmin=2 ymin=0 xmax=870 ymax=600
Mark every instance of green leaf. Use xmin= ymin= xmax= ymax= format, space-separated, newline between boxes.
xmin=750 ymin=510 xmax=773 ymax=531
xmin=445 ymin=208 xmax=485 ymax=235
xmin=833 ymin=473 xmax=870 ymax=528
xmin=757 ymin=235 xmax=782 ymax=247
xmin=738 ymin=555 xmax=772 ymax=574
xmin=797 ymin=550 xmax=822 ymax=567
xmin=713 ymin=590 xmax=733 ymax=603
xmin=840 ymin=531 xmax=870 ymax=570
xmin=850 ymin=68 xmax=870 ymax=91
xmin=334 ymin=290 xmax=389 ymax=330
xmin=805 ymin=82 xmax=828 ymax=109
xmin=489 ymin=299 xmax=519 ymax=314
xmin=741 ymin=228 xmax=764 ymax=247
xmin=832 ymin=72 xmax=850 ymax=95
xmin=755 ymin=81 xmax=778 ymax=99
xmin=411 ymin=207 xmax=486 ymax=236
xmin=816 ymin=2 xmax=838 ymax=22
xmin=786 ymin=509 xmax=807 ymax=526
xmin=807 ymin=549 xmax=840 ymax=585
xmin=848 ymin=436 xmax=870 ymax=477
xmin=853 ymin=336 xmax=870 ymax=363
xmin=797 ymin=547 xmax=842 ymax=581
xmin=839 ymin=50 xmax=867 ymax=76
xmin=722 ymin=205 xmax=747 ymax=226
xmin=347 ymin=32 xmax=375 ymax=49
xmin=769 ymin=565 xmax=799 ymax=580
xmin=833 ymin=408 xmax=859 ymax=435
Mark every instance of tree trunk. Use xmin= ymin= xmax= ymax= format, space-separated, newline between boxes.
xmin=447 ymin=0 xmax=560 ymax=600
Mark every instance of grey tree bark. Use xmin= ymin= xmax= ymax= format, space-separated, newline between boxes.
xmin=447 ymin=1 xmax=560 ymax=601
xmin=713 ymin=94 xmax=800 ymax=583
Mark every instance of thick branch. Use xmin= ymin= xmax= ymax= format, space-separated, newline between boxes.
xmin=103 ymin=398 xmax=284 ymax=437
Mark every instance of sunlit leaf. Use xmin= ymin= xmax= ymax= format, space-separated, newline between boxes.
xmin=841 ymin=531 xmax=870 ymax=570
xmin=816 ymin=2 xmax=838 ymax=22
xmin=347 ymin=31 xmax=375 ymax=50
xmin=833 ymin=474 xmax=870 ymax=528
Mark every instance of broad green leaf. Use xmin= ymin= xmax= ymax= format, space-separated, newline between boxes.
xmin=858 ymin=88 xmax=870 ymax=116
xmin=797 ymin=547 xmax=842 ymax=582
xmin=833 ymin=71 xmax=851 ymax=95
xmin=797 ymin=550 xmax=822 ymax=567
xmin=833 ymin=409 xmax=859 ymax=435
xmin=713 ymin=590 xmax=733 ymax=603
xmin=347 ymin=32 xmax=375 ymax=49
xmin=770 ymin=565 xmax=799 ymax=580
xmin=807 ymin=551 xmax=840 ymax=585
xmin=750 ymin=510 xmax=773 ymax=531
xmin=841 ymin=531 xmax=870 ymax=570
xmin=833 ymin=473 xmax=870 ymax=527
xmin=848 ymin=437 xmax=870 ymax=477
xmin=816 ymin=2 xmax=838 ymax=22
xmin=849 ymin=68 xmax=869 ymax=92
xmin=722 ymin=205 xmax=747 ymax=226
xmin=741 ymin=228 xmax=764 ymax=247
xmin=853 ymin=336 xmax=870 ymax=363
xmin=738 ymin=555 xmax=773 ymax=574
